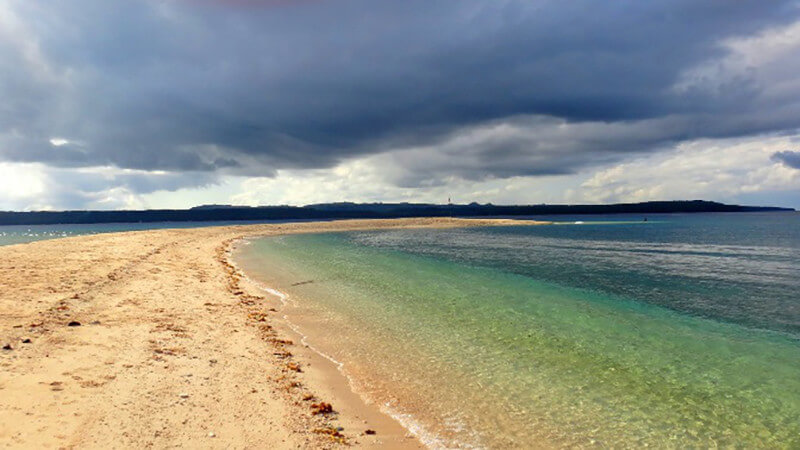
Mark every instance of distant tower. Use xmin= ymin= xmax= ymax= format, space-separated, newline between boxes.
xmin=447 ymin=197 xmax=451 ymax=204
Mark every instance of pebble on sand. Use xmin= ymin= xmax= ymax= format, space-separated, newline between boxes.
xmin=67 ymin=321 xmax=81 ymax=327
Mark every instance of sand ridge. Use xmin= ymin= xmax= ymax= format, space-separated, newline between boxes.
xmin=0 ymin=217 xmax=546 ymax=448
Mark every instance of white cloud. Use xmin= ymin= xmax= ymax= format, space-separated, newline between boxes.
xmin=0 ymin=162 xmax=47 ymax=209
xmin=88 ymin=186 xmax=146 ymax=210
xmin=49 ymin=138 xmax=69 ymax=146
xmin=570 ymin=134 xmax=800 ymax=205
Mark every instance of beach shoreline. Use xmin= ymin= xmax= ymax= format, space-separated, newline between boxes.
xmin=0 ymin=217 xmax=545 ymax=448
xmin=227 ymin=241 xmax=456 ymax=448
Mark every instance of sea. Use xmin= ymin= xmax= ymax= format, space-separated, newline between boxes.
xmin=234 ymin=212 xmax=800 ymax=448
xmin=0 ymin=220 xmax=313 ymax=247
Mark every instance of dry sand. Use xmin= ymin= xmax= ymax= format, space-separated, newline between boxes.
xmin=0 ymin=217 xmax=545 ymax=449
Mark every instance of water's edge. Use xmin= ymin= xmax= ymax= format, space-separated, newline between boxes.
xmin=229 ymin=238 xmax=448 ymax=449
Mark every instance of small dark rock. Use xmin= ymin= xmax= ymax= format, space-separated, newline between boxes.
xmin=21 ymin=338 xmax=31 ymax=344
xmin=67 ymin=321 xmax=81 ymax=327
xmin=364 ymin=429 xmax=376 ymax=435
xmin=310 ymin=402 xmax=333 ymax=415
xmin=2 ymin=344 xmax=12 ymax=351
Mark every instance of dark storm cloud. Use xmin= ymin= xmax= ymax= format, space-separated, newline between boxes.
xmin=1 ymin=0 xmax=800 ymax=184
xmin=772 ymin=151 xmax=800 ymax=169
xmin=61 ymin=170 xmax=218 ymax=196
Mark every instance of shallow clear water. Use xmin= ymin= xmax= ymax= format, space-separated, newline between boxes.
xmin=237 ymin=213 xmax=800 ymax=448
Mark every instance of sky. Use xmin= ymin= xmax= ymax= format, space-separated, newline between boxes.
xmin=1 ymin=0 xmax=800 ymax=211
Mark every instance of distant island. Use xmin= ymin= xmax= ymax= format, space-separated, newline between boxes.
xmin=0 ymin=200 xmax=793 ymax=226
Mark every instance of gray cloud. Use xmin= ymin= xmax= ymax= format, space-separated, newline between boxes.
xmin=772 ymin=150 xmax=800 ymax=169
xmin=1 ymin=0 xmax=800 ymax=188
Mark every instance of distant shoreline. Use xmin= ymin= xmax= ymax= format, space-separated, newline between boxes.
xmin=0 ymin=200 xmax=793 ymax=226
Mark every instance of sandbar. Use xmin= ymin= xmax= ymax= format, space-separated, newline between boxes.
xmin=0 ymin=218 xmax=545 ymax=448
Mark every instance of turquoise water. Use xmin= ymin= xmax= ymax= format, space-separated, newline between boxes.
xmin=237 ymin=213 xmax=800 ymax=448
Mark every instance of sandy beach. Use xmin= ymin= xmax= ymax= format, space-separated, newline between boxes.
xmin=0 ymin=218 xmax=541 ymax=449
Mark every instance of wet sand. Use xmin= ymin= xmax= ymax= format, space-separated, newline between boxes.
xmin=0 ymin=217 xmax=544 ymax=449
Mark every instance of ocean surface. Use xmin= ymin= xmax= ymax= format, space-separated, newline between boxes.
xmin=235 ymin=212 xmax=800 ymax=448
xmin=0 ymin=220 xmax=311 ymax=247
